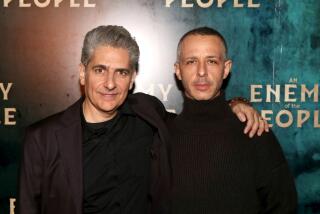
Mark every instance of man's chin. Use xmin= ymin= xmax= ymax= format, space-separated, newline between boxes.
xmin=99 ymin=103 xmax=119 ymax=113
xmin=187 ymin=91 xmax=218 ymax=101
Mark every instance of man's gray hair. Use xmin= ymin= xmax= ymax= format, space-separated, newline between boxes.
xmin=81 ymin=25 xmax=140 ymax=70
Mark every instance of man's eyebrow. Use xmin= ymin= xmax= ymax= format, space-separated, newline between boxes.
xmin=206 ymin=55 xmax=220 ymax=59
xmin=207 ymin=55 xmax=225 ymax=61
xmin=115 ymin=68 xmax=132 ymax=73
xmin=91 ymin=65 xmax=131 ymax=73
xmin=183 ymin=56 xmax=197 ymax=60
xmin=92 ymin=64 xmax=108 ymax=70
xmin=182 ymin=56 xmax=221 ymax=60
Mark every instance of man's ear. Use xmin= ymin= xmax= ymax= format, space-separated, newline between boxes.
xmin=174 ymin=63 xmax=182 ymax=80
xmin=129 ymin=70 xmax=137 ymax=90
xmin=223 ymin=59 xmax=232 ymax=79
xmin=79 ymin=63 xmax=86 ymax=86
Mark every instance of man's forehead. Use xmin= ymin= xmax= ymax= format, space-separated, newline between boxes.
xmin=182 ymin=35 xmax=225 ymax=49
xmin=92 ymin=45 xmax=129 ymax=57
xmin=181 ymin=35 xmax=224 ymax=56
xmin=89 ymin=45 xmax=131 ymax=67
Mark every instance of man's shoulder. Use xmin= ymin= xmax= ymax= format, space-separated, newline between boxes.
xmin=128 ymin=92 xmax=177 ymax=124
xmin=253 ymin=130 xmax=282 ymax=153
xmin=225 ymin=113 xmax=286 ymax=169
xmin=223 ymin=106 xmax=248 ymax=132
xmin=221 ymin=108 xmax=279 ymax=146
xmin=26 ymin=99 xmax=82 ymax=135
xmin=129 ymin=92 xmax=162 ymax=106
xmin=27 ymin=111 xmax=64 ymax=133
xmin=166 ymin=112 xmax=177 ymax=121
xmin=129 ymin=93 xmax=168 ymax=115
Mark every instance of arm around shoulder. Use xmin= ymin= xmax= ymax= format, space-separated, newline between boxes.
xmin=130 ymin=92 xmax=174 ymax=120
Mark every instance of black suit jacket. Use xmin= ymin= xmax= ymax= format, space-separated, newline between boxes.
xmin=18 ymin=93 xmax=171 ymax=214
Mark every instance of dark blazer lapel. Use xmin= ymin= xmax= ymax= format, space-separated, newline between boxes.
xmin=55 ymin=99 xmax=83 ymax=214
xmin=128 ymin=93 xmax=170 ymax=143
xmin=128 ymin=93 xmax=172 ymax=213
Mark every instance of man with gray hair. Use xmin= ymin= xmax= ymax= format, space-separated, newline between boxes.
xmin=18 ymin=25 xmax=267 ymax=214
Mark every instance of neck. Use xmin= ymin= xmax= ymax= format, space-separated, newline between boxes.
xmin=82 ymin=99 xmax=117 ymax=123
xmin=181 ymin=92 xmax=228 ymax=120
xmin=174 ymin=92 xmax=232 ymax=134
xmin=185 ymin=90 xmax=221 ymax=101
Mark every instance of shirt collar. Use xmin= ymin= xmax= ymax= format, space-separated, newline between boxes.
xmin=80 ymin=96 xmax=136 ymax=122
xmin=119 ymin=99 xmax=136 ymax=116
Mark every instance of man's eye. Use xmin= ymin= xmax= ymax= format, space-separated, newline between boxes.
xmin=186 ymin=60 xmax=196 ymax=65
xmin=117 ymin=70 xmax=129 ymax=76
xmin=94 ymin=68 xmax=104 ymax=74
xmin=208 ymin=59 xmax=217 ymax=64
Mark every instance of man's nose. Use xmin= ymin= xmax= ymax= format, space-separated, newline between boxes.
xmin=104 ymin=71 xmax=116 ymax=90
xmin=197 ymin=61 xmax=208 ymax=77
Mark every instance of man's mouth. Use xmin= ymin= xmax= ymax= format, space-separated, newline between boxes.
xmin=99 ymin=92 xmax=118 ymax=100
xmin=193 ymin=83 xmax=210 ymax=91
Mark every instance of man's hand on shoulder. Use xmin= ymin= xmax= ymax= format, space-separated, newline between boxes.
xmin=229 ymin=97 xmax=269 ymax=138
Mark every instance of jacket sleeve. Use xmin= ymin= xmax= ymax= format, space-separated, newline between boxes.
xmin=129 ymin=93 xmax=177 ymax=121
xmin=255 ymin=132 xmax=297 ymax=214
xmin=18 ymin=127 xmax=43 ymax=214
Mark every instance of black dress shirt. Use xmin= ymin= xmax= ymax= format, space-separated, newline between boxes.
xmin=81 ymin=101 xmax=154 ymax=214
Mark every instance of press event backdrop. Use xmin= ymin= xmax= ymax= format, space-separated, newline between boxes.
xmin=0 ymin=0 xmax=319 ymax=213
